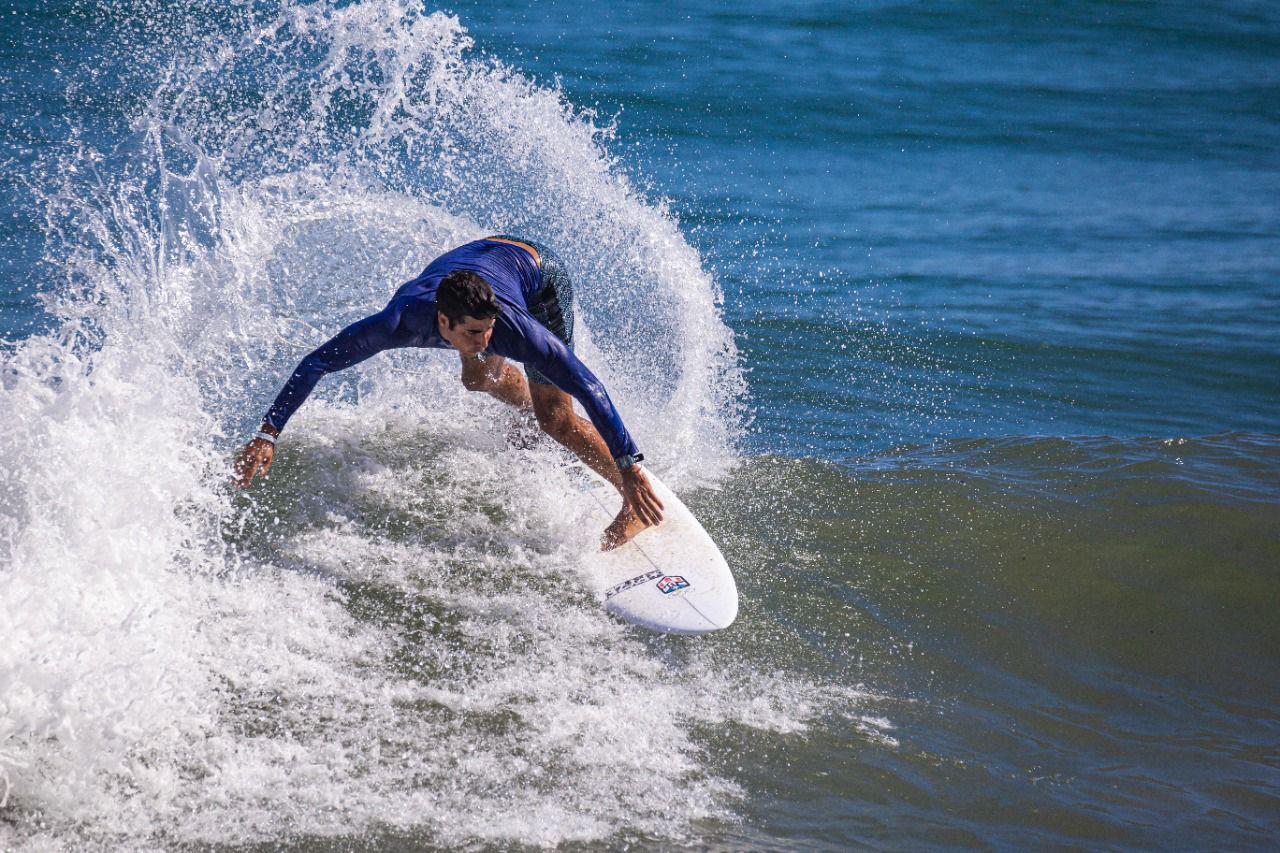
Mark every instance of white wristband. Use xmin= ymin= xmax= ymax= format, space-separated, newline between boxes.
xmin=253 ymin=431 xmax=277 ymax=445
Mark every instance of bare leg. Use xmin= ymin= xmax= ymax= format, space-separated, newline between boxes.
xmin=528 ymin=382 xmax=653 ymax=549
xmin=460 ymin=357 xmax=653 ymax=548
xmin=460 ymin=353 xmax=534 ymax=411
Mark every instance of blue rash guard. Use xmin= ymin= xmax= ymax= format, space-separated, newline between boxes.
xmin=263 ymin=238 xmax=640 ymax=461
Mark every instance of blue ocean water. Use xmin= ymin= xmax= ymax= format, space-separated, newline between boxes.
xmin=1 ymin=1 xmax=1278 ymax=849
xmin=471 ymin=0 xmax=1280 ymax=452
xmin=6 ymin=1 xmax=1278 ymax=452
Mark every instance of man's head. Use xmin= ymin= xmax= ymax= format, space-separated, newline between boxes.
xmin=436 ymin=270 xmax=500 ymax=355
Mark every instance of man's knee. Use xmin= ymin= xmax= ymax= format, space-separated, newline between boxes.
xmin=455 ymin=368 xmax=483 ymax=389
xmin=460 ymin=367 xmax=491 ymax=392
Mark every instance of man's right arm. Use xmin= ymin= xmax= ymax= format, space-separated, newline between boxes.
xmin=235 ymin=305 xmax=406 ymax=489
xmin=262 ymin=304 xmax=405 ymax=433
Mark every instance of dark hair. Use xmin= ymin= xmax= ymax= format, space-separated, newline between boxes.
xmin=436 ymin=270 xmax=500 ymax=326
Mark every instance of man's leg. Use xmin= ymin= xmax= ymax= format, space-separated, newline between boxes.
xmin=460 ymin=353 xmax=534 ymax=410
xmin=529 ymin=381 xmax=652 ymax=547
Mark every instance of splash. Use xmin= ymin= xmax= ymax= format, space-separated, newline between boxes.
xmin=34 ymin=0 xmax=743 ymax=477
xmin=0 ymin=2 xmax=830 ymax=849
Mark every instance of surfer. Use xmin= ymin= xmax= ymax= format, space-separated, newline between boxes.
xmin=232 ymin=236 xmax=663 ymax=549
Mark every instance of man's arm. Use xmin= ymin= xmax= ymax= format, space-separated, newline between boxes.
xmin=516 ymin=324 xmax=663 ymax=531
xmin=234 ymin=304 xmax=406 ymax=488
xmin=520 ymin=334 xmax=640 ymax=463
xmin=262 ymin=305 xmax=406 ymax=433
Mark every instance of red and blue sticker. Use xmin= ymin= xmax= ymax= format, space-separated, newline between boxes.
xmin=657 ymin=575 xmax=691 ymax=595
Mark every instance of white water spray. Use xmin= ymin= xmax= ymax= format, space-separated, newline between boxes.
xmin=0 ymin=3 xmax=840 ymax=848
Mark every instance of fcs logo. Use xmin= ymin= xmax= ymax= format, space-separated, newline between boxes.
xmin=656 ymin=575 xmax=690 ymax=595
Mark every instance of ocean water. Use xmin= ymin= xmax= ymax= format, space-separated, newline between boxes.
xmin=1 ymin=0 xmax=1277 ymax=849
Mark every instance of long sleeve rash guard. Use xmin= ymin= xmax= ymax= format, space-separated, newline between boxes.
xmin=262 ymin=238 xmax=640 ymax=461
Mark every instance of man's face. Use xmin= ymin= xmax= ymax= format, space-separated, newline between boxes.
xmin=438 ymin=312 xmax=496 ymax=356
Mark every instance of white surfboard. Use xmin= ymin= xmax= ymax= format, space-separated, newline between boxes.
xmin=582 ymin=469 xmax=738 ymax=635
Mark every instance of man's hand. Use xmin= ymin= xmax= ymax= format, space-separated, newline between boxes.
xmin=232 ymin=437 xmax=275 ymax=489
xmin=620 ymin=466 xmax=664 ymax=526
xmin=602 ymin=466 xmax=665 ymax=550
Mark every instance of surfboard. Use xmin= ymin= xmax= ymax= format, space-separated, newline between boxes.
xmin=582 ymin=469 xmax=738 ymax=635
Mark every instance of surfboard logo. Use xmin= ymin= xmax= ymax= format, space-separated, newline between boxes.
xmin=657 ymin=575 xmax=691 ymax=595
xmin=605 ymin=569 xmax=664 ymax=599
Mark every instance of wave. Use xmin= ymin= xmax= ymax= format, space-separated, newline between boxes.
xmin=0 ymin=3 xmax=807 ymax=849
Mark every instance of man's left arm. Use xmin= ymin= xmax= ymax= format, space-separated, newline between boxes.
xmin=524 ymin=336 xmax=640 ymax=464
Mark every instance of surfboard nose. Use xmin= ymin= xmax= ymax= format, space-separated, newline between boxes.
xmin=589 ymin=469 xmax=740 ymax=635
xmin=606 ymin=581 xmax=737 ymax=635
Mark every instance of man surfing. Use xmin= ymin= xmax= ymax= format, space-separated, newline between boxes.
xmin=233 ymin=235 xmax=663 ymax=549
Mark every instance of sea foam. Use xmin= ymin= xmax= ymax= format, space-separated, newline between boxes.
xmin=0 ymin=2 xmax=838 ymax=848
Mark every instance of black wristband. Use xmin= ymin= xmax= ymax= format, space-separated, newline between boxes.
xmin=615 ymin=452 xmax=644 ymax=471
